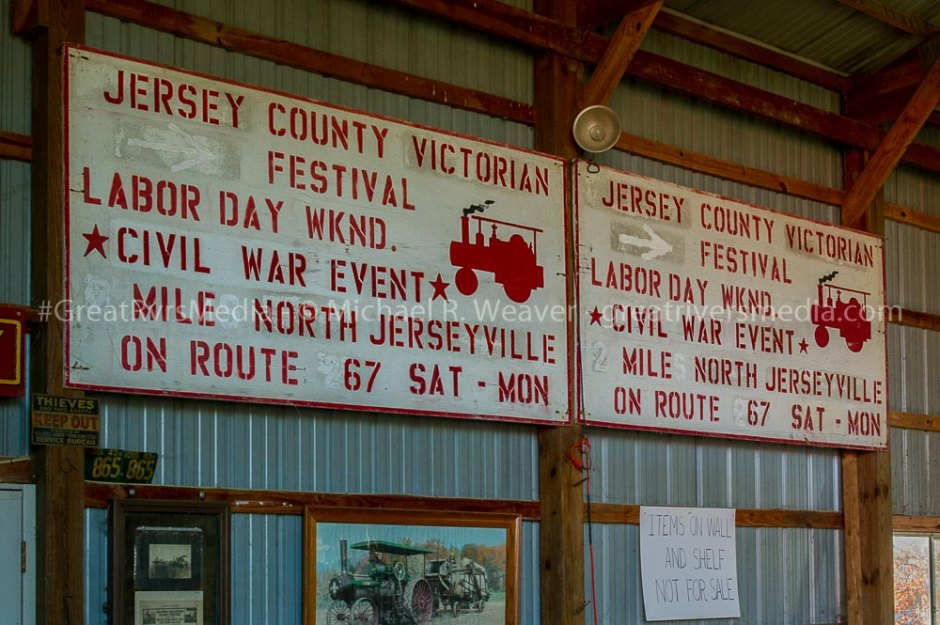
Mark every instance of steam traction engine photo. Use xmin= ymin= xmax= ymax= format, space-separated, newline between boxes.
xmin=327 ymin=540 xmax=435 ymax=625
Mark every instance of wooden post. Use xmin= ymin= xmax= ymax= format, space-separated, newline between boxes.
xmin=15 ymin=0 xmax=87 ymax=623
xmin=537 ymin=425 xmax=587 ymax=625
xmin=841 ymin=146 xmax=893 ymax=625
xmin=533 ymin=1 xmax=585 ymax=624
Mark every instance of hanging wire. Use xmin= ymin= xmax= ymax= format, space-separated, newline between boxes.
xmin=569 ymin=436 xmax=598 ymax=625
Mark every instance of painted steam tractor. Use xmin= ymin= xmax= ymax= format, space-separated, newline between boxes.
xmin=326 ymin=540 xmax=435 ymax=625
xmin=810 ymin=273 xmax=872 ymax=353
xmin=426 ymin=556 xmax=490 ymax=616
xmin=450 ymin=212 xmax=545 ymax=304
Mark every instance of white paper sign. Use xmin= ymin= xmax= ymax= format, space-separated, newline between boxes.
xmin=135 ymin=591 xmax=203 ymax=625
xmin=64 ymin=46 xmax=569 ymax=423
xmin=576 ymin=161 xmax=887 ymax=449
xmin=639 ymin=506 xmax=740 ymax=621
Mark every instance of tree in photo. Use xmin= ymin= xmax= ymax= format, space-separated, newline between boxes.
xmin=894 ymin=537 xmax=930 ymax=625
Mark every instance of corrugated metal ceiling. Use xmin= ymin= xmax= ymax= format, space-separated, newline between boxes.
xmin=664 ymin=0 xmax=940 ymax=74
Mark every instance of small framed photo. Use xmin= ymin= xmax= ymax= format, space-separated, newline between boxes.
xmin=111 ymin=500 xmax=230 ymax=625
xmin=135 ymin=526 xmax=203 ymax=589
xmin=304 ymin=507 xmax=521 ymax=625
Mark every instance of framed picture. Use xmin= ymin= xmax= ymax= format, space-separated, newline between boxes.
xmin=111 ymin=500 xmax=230 ymax=625
xmin=304 ymin=507 xmax=521 ymax=625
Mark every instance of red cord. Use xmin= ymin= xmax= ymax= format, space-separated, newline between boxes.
xmin=569 ymin=436 xmax=598 ymax=625
xmin=585 ymin=454 xmax=598 ymax=625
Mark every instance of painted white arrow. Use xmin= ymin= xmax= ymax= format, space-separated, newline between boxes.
xmin=126 ymin=123 xmax=222 ymax=175
xmin=618 ymin=224 xmax=672 ymax=260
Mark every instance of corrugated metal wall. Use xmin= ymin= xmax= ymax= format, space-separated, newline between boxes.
xmin=584 ymin=428 xmax=844 ymax=623
xmin=0 ymin=0 xmax=33 ymax=456
xmin=885 ymin=164 xmax=940 ymax=517
xmin=585 ymin=524 xmax=843 ymax=624
xmin=2 ymin=1 xmax=934 ymax=624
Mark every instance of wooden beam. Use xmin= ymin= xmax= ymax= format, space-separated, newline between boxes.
xmin=615 ymin=131 xmax=846 ymax=205
xmin=885 ymin=201 xmax=940 ymax=235
xmin=846 ymin=42 xmax=940 ymax=124
xmin=653 ymin=10 xmax=852 ymax=92
xmin=85 ymin=0 xmax=533 ymax=124
xmin=837 ymin=0 xmax=940 ymax=37
xmin=85 ymin=482 xmax=854 ymax=529
xmin=0 ymin=303 xmax=47 ymax=334
xmin=382 ymin=0 xmax=579 ymax=58
xmin=847 ymin=76 xmax=940 ymax=125
xmin=890 ymin=411 xmax=940 ymax=432
xmin=0 ymin=457 xmax=33 ymax=483
xmin=0 ymin=130 xmax=32 ymax=161
xmin=894 ymin=515 xmax=940 ymax=532
xmin=843 ymin=59 xmax=940 ymax=229
xmin=84 ymin=482 xmax=542 ymax=517
xmin=577 ymin=0 xmax=659 ymax=30
xmin=847 ymin=55 xmax=924 ymax=113
xmin=11 ymin=0 xmax=49 ymax=35
xmin=582 ymin=0 xmax=663 ymax=107
xmin=589 ymin=503 xmax=843 ymax=528
xmin=846 ymin=86 xmax=921 ymax=125
xmin=889 ymin=307 xmax=940 ymax=332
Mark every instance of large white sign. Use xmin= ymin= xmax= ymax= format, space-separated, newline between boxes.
xmin=639 ymin=506 xmax=740 ymax=621
xmin=65 ymin=46 xmax=569 ymax=423
xmin=576 ymin=161 xmax=887 ymax=448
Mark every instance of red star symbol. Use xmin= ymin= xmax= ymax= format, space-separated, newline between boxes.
xmin=430 ymin=273 xmax=450 ymax=301
xmin=799 ymin=338 xmax=809 ymax=354
xmin=589 ymin=306 xmax=603 ymax=326
xmin=82 ymin=225 xmax=109 ymax=258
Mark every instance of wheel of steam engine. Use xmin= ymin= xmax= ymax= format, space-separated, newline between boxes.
xmin=475 ymin=599 xmax=485 ymax=613
xmin=350 ymin=598 xmax=377 ymax=625
xmin=451 ymin=600 xmax=459 ymax=617
xmin=393 ymin=560 xmax=407 ymax=581
xmin=404 ymin=578 xmax=434 ymax=625
xmin=455 ymin=267 xmax=478 ymax=296
xmin=326 ymin=600 xmax=351 ymax=625
xmin=504 ymin=285 xmax=531 ymax=303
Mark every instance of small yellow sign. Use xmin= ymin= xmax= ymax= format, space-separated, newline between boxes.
xmin=31 ymin=394 xmax=100 ymax=447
